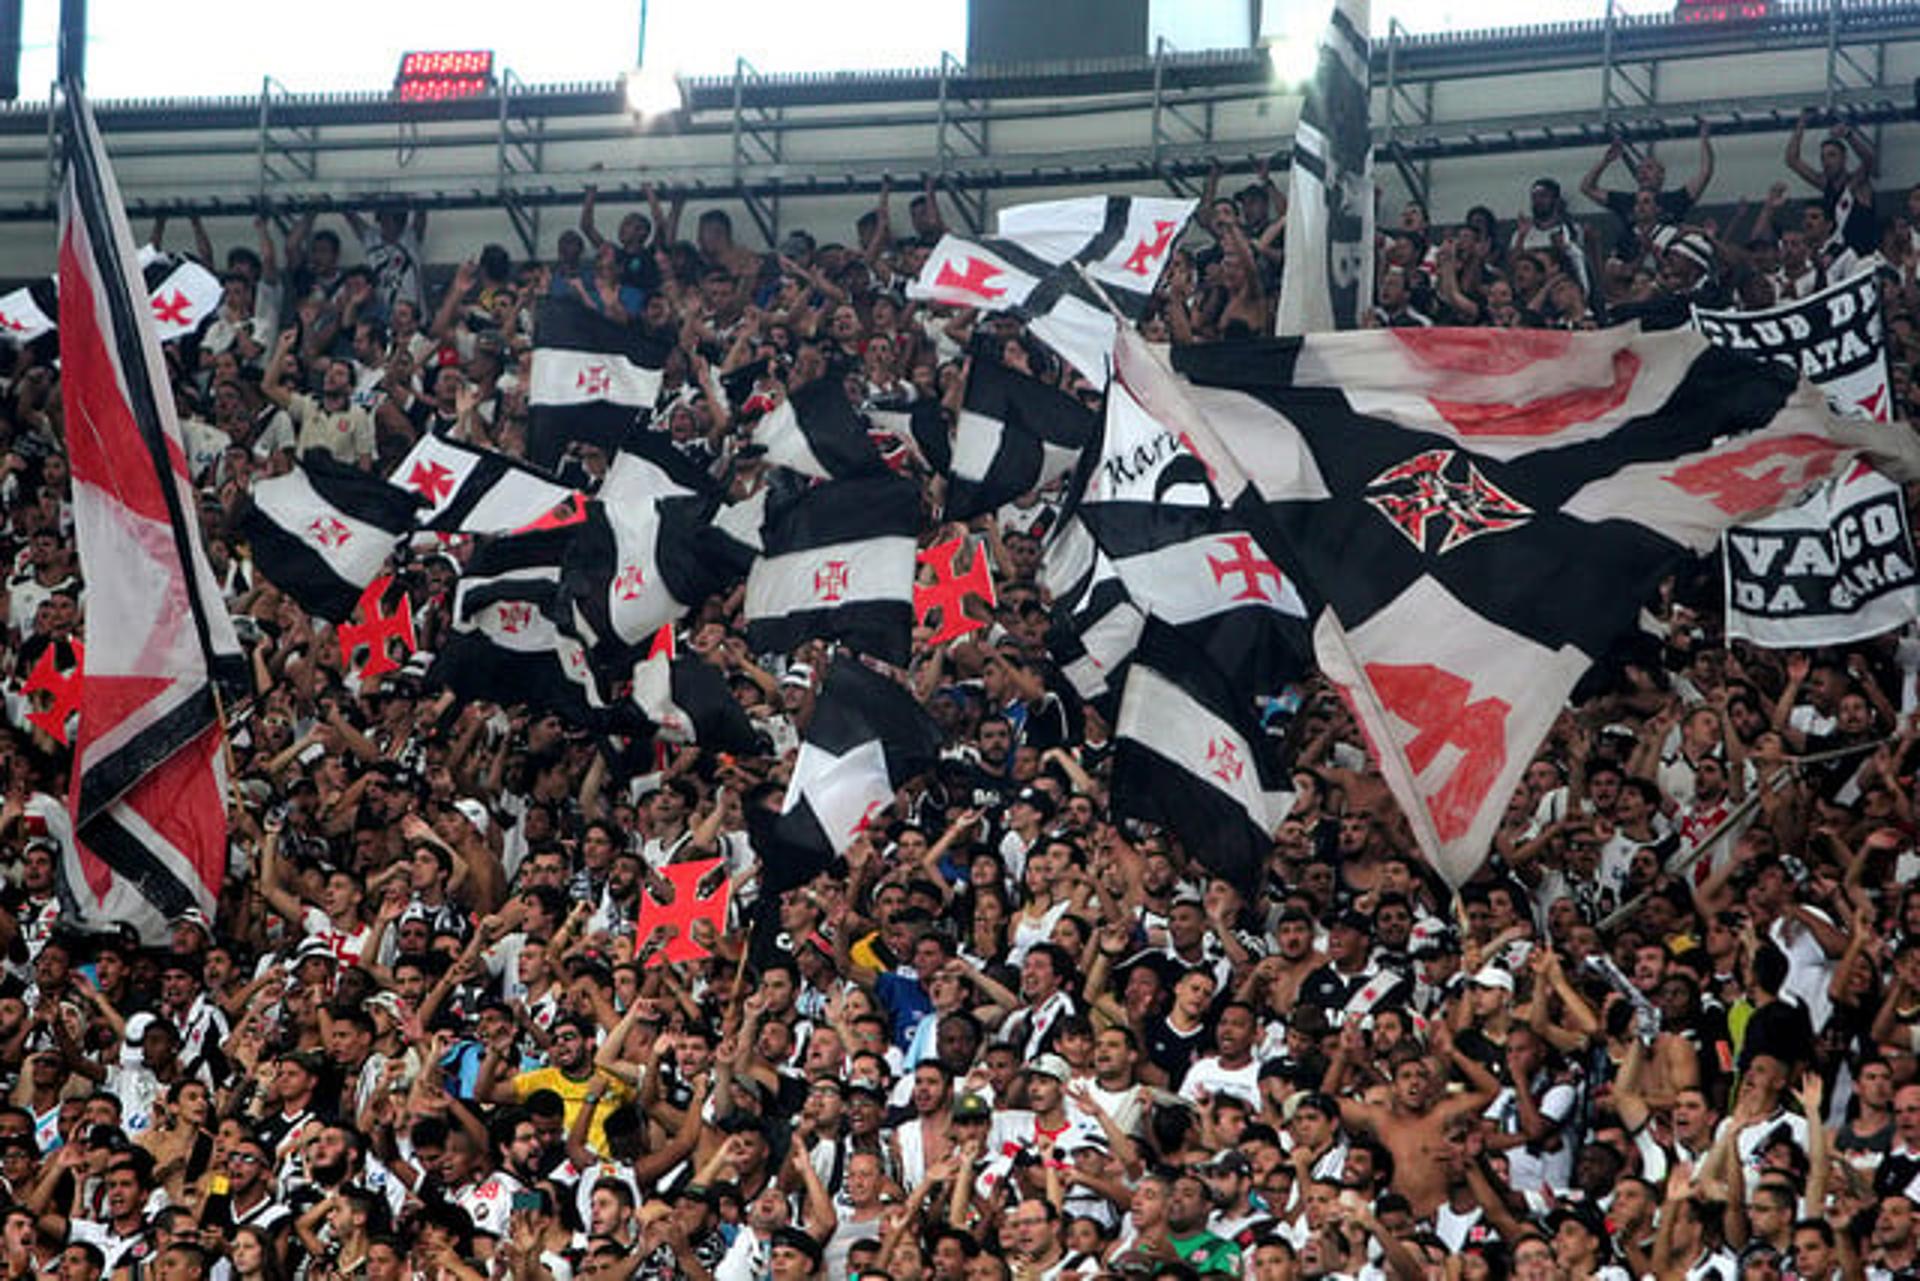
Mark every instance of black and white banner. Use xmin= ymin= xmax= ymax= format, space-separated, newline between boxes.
xmin=1694 ymin=266 xmax=1893 ymax=423
xmin=1699 ymin=266 xmax=1914 ymax=644
xmin=1274 ymin=0 xmax=1374 ymax=335
xmin=1724 ymin=462 xmax=1918 ymax=646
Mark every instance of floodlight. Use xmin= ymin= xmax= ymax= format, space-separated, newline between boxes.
xmin=624 ymin=64 xmax=685 ymax=119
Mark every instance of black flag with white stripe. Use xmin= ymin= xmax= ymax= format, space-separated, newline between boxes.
xmin=1112 ymin=621 xmax=1294 ymax=890
xmin=753 ymin=378 xmax=886 ymax=480
xmin=528 ymin=298 xmax=670 ymax=468
xmin=558 ymin=496 xmax=754 ymax=668
xmin=237 ymin=453 xmax=422 ymax=622
xmin=630 ymin=647 xmax=766 ymax=754
xmin=599 ymin=427 xmax=721 ymax=508
xmin=429 ymin=528 xmax=606 ymax=722
xmin=395 ymin=433 xmax=579 ymax=534
xmin=752 ymin=656 xmax=943 ymax=893
xmin=939 ymin=358 xmax=1099 ymax=521
xmin=910 ymin=196 xmax=1195 ymax=380
xmin=744 ymin=475 xmax=920 ymax=666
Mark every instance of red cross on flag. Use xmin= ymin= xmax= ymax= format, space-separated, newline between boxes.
xmin=0 ymin=286 xmax=55 ymax=344
xmin=910 ymin=196 xmax=1194 ymax=380
xmin=144 ymin=260 xmax=223 ymax=342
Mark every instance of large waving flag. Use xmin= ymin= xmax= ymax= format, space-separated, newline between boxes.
xmin=57 ymin=86 xmax=245 ymax=943
xmin=751 ymin=657 xmax=942 ymax=894
xmin=528 ymin=299 xmax=670 ymax=468
xmin=1146 ymin=325 xmax=1920 ymax=887
xmin=910 ymin=195 xmax=1194 ymax=381
xmin=1275 ymin=0 xmax=1374 ymax=335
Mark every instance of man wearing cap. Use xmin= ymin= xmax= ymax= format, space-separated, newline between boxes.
xmin=1203 ymin=1150 xmax=1273 ymax=1246
xmin=1410 ymin=926 xmax=1464 ymax=1017
xmin=999 ymin=785 xmax=1055 ymax=883
xmin=768 ymin=1225 xmax=825 ymax=1281
xmin=154 ymin=952 xmax=228 ymax=1080
xmin=83 ymin=1015 xmax=186 ymax=1136
xmin=988 ymin=1055 xmax=1098 ymax=1184
xmin=1299 ymin=910 xmax=1411 ymax=1021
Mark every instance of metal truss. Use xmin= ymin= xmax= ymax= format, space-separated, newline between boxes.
xmin=496 ymin=68 xmax=547 ymax=256
xmin=730 ymin=57 xmax=783 ymax=245
xmin=935 ymin=51 xmax=989 ymax=234
xmin=1150 ymin=37 xmax=1217 ymax=198
xmin=0 ymin=0 xmax=1906 ymax=224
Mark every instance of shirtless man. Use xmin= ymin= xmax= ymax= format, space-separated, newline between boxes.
xmin=1321 ymin=1017 xmax=1499 ymax=1217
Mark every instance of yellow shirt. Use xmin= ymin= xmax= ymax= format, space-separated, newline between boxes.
xmin=511 ymin=1066 xmax=634 ymax=1157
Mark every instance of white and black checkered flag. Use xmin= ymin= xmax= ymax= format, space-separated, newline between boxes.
xmin=911 ymin=195 xmax=1194 ymax=381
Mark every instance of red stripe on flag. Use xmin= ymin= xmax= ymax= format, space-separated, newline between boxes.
xmin=56 ymin=227 xmax=183 ymax=526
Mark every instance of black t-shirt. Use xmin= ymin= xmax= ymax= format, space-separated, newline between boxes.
xmin=1143 ymin=1014 xmax=1207 ymax=1083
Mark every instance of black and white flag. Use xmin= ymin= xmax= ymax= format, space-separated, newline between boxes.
xmin=0 ymin=283 xmax=56 ymax=344
xmin=754 ymin=656 xmax=942 ymax=893
xmin=599 ymin=427 xmax=720 ymax=508
xmin=1161 ymin=323 xmax=1920 ymax=886
xmin=1275 ymin=0 xmax=1374 ymax=335
xmin=1725 ymin=462 xmax=1918 ymax=646
xmin=395 ymin=433 xmax=579 ymax=534
xmin=528 ymin=298 xmax=669 ymax=468
xmin=910 ymin=196 xmax=1194 ymax=380
xmin=630 ymin=648 xmax=765 ymax=754
xmin=939 ymin=358 xmax=1099 ymax=520
xmin=1073 ymin=380 xmax=1311 ymax=698
xmin=430 ymin=528 xmax=605 ymax=721
xmin=1694 ymin=266 xmax=1893 ymax=423
xmin=559 ymin=497 xmax=753 ymax=664
xmin=1112 ymin=621 xmax=1294 ymax=889
xmin=753 ymin=378 xmax=886 ymax=480
xmin=237 ymin=453 xmax=422 ymax=622
xmin=744 ymin=475 xmax=920 ymax=667
xmin=1699 ymin=267 xmax=1911 ymax=645
xmin=1045 ymin=519 xmax=1144 ymax=713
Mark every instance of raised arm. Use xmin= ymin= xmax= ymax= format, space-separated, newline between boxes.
xmin=1785 ymin=110 xmax=1824 ymax=188
xmin=1580 ymin=139 xmax=1623 ymax=208
xmin=260 ymin=330 xmax=299 ymax=408
xmin=1684 ymin=121 xmax=1716 ymax=203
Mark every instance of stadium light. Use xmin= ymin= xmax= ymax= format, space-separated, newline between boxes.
xmin=1263 ymin=35 xmax=1320 ymax=92
xmin=623 ymin=64 xmax=686 ymax=121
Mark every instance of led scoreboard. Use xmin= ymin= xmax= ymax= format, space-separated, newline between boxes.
xmin=1675 ymin=0 xmax=1771 ymax=22
xmin=393 ymin=51 xmax=495 ymax=103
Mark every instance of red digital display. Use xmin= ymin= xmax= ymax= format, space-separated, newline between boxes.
xmin=394 ymin=51 xmax=495 ymax=101
xmin=1675 ymin=0 xmax=1770 ymax=21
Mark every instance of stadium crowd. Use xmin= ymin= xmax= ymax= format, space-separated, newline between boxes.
xmin=0 ymin=97 xmax=1913 ymax=1281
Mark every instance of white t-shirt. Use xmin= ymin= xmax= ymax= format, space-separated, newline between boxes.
xmin=1179 ymin=1055 xmax=1262 ymax=1110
